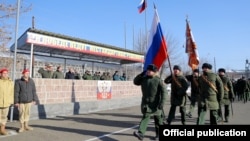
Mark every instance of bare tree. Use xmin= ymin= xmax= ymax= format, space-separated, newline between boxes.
xmin=0 ymin=0 xmax=32 ymax=50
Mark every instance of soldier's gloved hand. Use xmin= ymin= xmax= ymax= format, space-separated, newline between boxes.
xmin=140 ymin=71 xmax=146 ymax=76
xmin=230 ymin=98 xmax=234 ymax=102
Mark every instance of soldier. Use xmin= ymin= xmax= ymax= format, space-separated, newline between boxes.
xmin=164 ymin=65 xmax=189 ymax=125
xmin=185 ymin=68 xmax=200 ymax=118
xmin=217 ymin=68 xmax=235 ymax=122
xmin=235 ymin=76 xmax=248 ymax=102
xmin=52 ymin=66 xmax=64 ymax=79
xmin=133 ymin=64 xmax=167 ymax=141
xmin=0 ymin=68 xmax=14 ymax=135
xmin=82 ymin=70 xmax=93 ymax=80
xmin=197 ymin=63 xmax=224 ymax=125
xmin=38 ymin=63 xmax=54 ymax=78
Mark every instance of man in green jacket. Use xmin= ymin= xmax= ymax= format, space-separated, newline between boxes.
xmin=164 ymin=65 xmax=189 ymax=125
xmin=197 ymin=63 xmax=224 ymax=125
xmin=133 ymin=64 xmax=167 ymax=141
xmin=217 ymin=68 xmax=235 ymax=122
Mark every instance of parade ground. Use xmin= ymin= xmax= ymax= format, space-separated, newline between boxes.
xmin=1 ymin=99 xmax=250 ymax=141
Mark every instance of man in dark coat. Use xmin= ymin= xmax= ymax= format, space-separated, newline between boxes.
xmin=185 ymin=69 xmax=200 ymax=118
xmin=217 ymin=68 xmax=235 ymax=122
xmin=14 ymin=69 xmax=38 ymax=133
xmin=164 ymin=65 xmax=189 ymax=125
xmin=133 ymin=64 xmax=167 ymax=141
xmin=197 ymin=63 xmax=224 ymax=125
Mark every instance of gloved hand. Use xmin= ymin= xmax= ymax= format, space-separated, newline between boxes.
xmin=230 ymin=98 xmax=234 ymax=102
xmin=140 ymin=71 xmax=146 ymax=76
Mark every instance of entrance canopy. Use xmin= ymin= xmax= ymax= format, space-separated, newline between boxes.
xmin=10 ymin=28 xmax=144 ymax=64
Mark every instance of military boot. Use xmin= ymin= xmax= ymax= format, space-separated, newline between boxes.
xmin=18 ymin=123 xmax=25 ymax=133
xmin=24 ymin=122 xmax=33 ymax=131
xmin=0 ymin=125 xmax=8 ymax=135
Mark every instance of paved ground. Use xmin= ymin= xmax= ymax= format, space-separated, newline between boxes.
xmin=1 ymin=99 xmax=250 ymax=141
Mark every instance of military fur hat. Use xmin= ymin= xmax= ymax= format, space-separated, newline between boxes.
xmin=147 ymin=64 xmax=158 ymax=72
xmin=218 ymin=68 xmax=226 ymax=73
xmin=202 ymin=63 xmax=212 ymax=69
xmin=173 ymin=65 xmax=181 ymax=71
xmin=193 ymin=69 xmax=199 ymax=73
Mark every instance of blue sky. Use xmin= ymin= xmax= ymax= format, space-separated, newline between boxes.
xmin=8 ymin=0 xmax=250 ymax=71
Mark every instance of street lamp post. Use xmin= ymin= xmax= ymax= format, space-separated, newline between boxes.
xmin=245 ymin=59 xmax=250 ymax=78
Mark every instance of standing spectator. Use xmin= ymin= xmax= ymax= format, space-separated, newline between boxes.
xmin=120 ymin=73 xmax=126 ymax=81
xmin=112 ymin=71 xmax=120 ymax=81
xmin=185 ymin=69 xmax=200 ymax=118
xmin=74 ymin=69 xmax=82 ymax=80
xmin=100 ymin=72 xmax=107 ymax=80
xmin=14 ymin=69 xmax=38 ymax=133
xmin=217 ymin=68 xmax=235 ymax=122
xmin=164 ymin=65 xmax=189 ymax=125
xmin=133 ymin=64 xmax=167 ymax=140
xmin=197 ymin=63 xmax=224 ymax=125
xmin=82 ymin=70 xmax=93 ymax=80
xmin=52 ymin=66 xmax=64 ymax=79
xmin=65 ymin=67 xmax=75 ymax=79
xmin=38 ymin=63 xmax=54 ymax=78
xmin=106 ymin=72 xmax=112 ymax=80
xmin=0 ymin=68 xmax=14 ymax=135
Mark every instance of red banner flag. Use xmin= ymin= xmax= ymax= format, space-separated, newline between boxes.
xmin=185 ymin=19 xmax=199 ymax=70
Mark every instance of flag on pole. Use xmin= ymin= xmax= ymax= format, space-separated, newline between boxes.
xmin=138 ymin=0 xmax=147 ymax=14
xmin=185 ymin=19 xmax=199 ymax=70
xmin=143 ymin=6 xmax=168 ymax=71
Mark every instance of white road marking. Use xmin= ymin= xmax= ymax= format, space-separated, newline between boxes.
xmin=84 ymin=125 xmax=139 ymax=141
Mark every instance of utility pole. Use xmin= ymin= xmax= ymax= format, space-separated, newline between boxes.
xmin=245 ymin=59 xmax=250 ymax=78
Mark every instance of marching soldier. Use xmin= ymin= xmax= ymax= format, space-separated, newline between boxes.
xmin=164 ymin=65 xmax=189 ymax=125
xmin=185 ymin=68 xmax=200 ymax=118
xmin=133 ymin=64 xmax=167 ymax=140
xmin=217 ymin=68 xmax=235 ymax=122
xmin=197 ymin=63 xmax=224 ymax=125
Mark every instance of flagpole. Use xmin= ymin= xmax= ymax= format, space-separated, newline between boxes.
xmin=144 ymin=3 xmax=147 ymax=47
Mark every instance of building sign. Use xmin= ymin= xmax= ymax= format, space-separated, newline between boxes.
xmin=26 ymin=32 xmax=144 ymax=62
xmin=97 ymin=81 xmax=112 ymax=99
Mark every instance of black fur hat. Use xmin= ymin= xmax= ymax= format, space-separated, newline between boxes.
xmin=173 ymin=65 xmax=181 ymax=71
xmin=147 ymin=64 xmax=158 ymax=72
xmin=202 ymin=63 xmax=212 ymax=69
xmin=193 ymin=69 xmax=199 ymax=73
xmin=218 ymin=68 xmax=226 ymax=73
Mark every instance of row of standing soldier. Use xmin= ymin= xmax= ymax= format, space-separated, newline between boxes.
xmin=133 ymin=63 xmax=235 ymax=140
xmin=38 ymin=63 xmax=126 ymax=80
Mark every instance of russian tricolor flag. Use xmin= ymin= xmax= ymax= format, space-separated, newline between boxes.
xmin=138 ymin=0 xmax=147 ymax=13
xmin=143 ymin=7 xmax=168 ymax=71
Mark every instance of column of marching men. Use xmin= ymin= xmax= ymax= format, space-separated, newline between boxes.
xmin=132 ymin=63 xmax=250 ymax=141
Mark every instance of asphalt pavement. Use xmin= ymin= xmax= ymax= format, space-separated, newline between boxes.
xmin=1 ymin=99 xmax=250 ymax=141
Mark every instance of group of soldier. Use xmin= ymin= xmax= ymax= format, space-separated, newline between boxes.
xmin=133 ymin=62 xmax=240 ymax=141
xmin=38 ymin=63 xmax=126 ymax=80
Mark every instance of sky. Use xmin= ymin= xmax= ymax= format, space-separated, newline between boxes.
xmin=6 ymin=0 xmax=250 ymax=71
